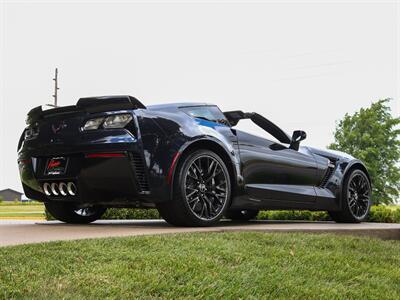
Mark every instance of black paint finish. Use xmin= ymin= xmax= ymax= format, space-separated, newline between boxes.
xmin=18 ymin=96 xmax=370 ymax=213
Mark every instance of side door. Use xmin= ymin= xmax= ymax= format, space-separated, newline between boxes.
xmin=237 ymin=130 xmax=318 ymax=206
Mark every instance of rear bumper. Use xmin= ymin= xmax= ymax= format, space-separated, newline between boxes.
xmin=18 ymin=144 xmax=154 ymax=206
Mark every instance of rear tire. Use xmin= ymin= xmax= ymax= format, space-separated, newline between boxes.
xmin=225 ymin=209 xmax=259 ymax=221
xmin=45 ymin=202 xmax=106 ymax=224
xmin=329 ymin=169 xmax=371 ymax=223
xmin=157 ymin=149 xmax=231 ymax=227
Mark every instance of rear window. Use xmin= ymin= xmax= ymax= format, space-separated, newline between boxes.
xmin=181 ymin=106 xmax=229 ymax=125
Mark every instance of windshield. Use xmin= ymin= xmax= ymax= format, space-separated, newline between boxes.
xmin=181 ymin=106 xmax=229 ymax=125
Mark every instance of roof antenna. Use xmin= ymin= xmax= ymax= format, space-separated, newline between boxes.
xmin=52 ymin=68 xmax=59 ymax=107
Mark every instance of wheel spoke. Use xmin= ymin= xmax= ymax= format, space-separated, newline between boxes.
xmin=207 ymin=160 xmax=216 ymax=176
xmin=194 ymin=160 xmax=203 ymax=177
xmin=190 ymin=197 xmax=200 ymax=210
xmin=203 ymin=194 xmax=217 ymax=216
xmin=348 ymin=187 xmax=356 ymax=193
xmin=186 ymin=189 xmax=198 ymax=199
xmin=202 ymin=200 xmax=210 ymax=219
xmin=214 ymin=194 xmax=224 ymax=205
xmin=205 ymin=166 xmax=222 ymax=183
xmin=188 ymin=196 xmax=199 ymax=204
xmin=187 ymin=167 xmax=198 ymax=180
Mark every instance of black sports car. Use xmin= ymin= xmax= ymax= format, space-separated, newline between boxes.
xmin=18 ymin=95 xmax=372 ymax=226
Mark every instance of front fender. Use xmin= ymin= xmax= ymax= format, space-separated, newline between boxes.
xmin=340 ymin=159 xmax=371 ymax=202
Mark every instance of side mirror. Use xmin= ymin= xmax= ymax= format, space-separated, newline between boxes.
xmin=290 ymin=130 xmax=307 ymax=151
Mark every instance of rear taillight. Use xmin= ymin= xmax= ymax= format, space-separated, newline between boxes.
xmin=82 ymin=117 xmax=104 ymax=131
xmin=24 ymin=126 xmax=39 ymax=140
xmin=82 ymin=113 xmax=132 ymax=131
xmin=103 ymin=114 xmax=133 ymax=129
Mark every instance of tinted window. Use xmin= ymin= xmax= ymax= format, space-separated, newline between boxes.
xmin=181 ymin=106 xmax=229 ymax=125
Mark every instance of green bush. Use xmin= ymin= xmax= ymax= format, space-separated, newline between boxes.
xmin=256 ymin=206 xmax=400 ymax=223
xmin=393 ymin=208 xmax=400 ymax=222
xmin=45 ymin=205 xmax=400 ymax=223
xmin=101 ymin=208 xmax=160 ymax=220
xmin=257 ymin=210 xmax=330 ymax=221
xmin=368 ymin=206 xmax=400 ymax=223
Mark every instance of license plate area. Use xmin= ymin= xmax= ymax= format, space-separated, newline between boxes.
xmin=45 ymin=157 xmax=69 ymax=175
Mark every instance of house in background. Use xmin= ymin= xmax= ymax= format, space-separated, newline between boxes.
xmin=0 ymin=189 xmax=23 ymax=202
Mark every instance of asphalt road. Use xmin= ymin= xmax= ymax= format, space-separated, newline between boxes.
xmin=1 ymin=220 xmax=400 ymax=246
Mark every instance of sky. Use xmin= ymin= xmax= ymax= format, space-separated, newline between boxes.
xmin=0 ymin=0 xmax=399 ymax=191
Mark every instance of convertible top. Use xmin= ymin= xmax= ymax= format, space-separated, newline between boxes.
xmin=224 ymin=110 xmax=291 ymax=144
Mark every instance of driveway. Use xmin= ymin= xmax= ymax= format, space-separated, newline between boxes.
xmin=1 ymin=220 xmax=400 ymax=246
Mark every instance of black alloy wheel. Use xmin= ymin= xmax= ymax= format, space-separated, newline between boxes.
xmin=329 ymin=169 xmax=371 ymax=223
xmin=183 ymin=153 xmax=229 ymax=221
xmin=157 ymin=149 xmax=231 ymax=226
xmin=346 ymin=171 xmax=371 ymax=219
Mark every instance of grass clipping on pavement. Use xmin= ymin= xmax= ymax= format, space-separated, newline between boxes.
xmin=0 ymin=232 xmax=399 ymax=299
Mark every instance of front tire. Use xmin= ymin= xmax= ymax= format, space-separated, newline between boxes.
xmin=329 ymin=169 xmax=371 ymax=223
xmin=157 ymin=149 xmax=231 ymax=226
xmin=45 ymin=202 xmax=106 ymax=224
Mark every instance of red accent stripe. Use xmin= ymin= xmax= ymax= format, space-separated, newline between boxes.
xmin=85 ymin=153 xmax=126 ymax=158
xmin=167 ymin=152 xmax=180 ymax=185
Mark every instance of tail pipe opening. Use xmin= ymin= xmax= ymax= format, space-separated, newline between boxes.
xmin=42 ymin=182 xmax=77 ymax=196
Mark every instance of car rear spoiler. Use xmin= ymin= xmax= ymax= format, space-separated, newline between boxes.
xmin=224 ymin=110 xmax=291 ymax=144
xmin=26 ymin=95 xmax=146 ymax=124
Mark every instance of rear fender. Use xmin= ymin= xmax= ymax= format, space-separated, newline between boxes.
xmin=168 ymin=137 xmax=241 ymax=202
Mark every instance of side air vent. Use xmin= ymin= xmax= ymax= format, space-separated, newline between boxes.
xmin=319 ymin=162 xmax=335 ymax=187
xmin=130 ymin=152 xmax=150 ymax=192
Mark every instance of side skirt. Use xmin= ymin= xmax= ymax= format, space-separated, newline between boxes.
xmin=230 ymin=184 xmax=340 ymax=211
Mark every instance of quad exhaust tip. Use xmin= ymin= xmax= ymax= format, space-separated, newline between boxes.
xmin=43 ymin=182 xmax=77 ymax=196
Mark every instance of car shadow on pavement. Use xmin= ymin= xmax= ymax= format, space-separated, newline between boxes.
xmin=36 ymin=219 xmax=333 ymax=227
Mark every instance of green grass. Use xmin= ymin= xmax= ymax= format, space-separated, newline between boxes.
xmin=0 ymin=203 xmax=44 ymax=219
xmin=0 ymin=232 xmax=399 ymax=299
xmin=0 ymin=201 xmax=42 ymax=206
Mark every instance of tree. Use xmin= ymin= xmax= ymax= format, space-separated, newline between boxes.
xmin=329 ymin=99 xmax=400 ymax=204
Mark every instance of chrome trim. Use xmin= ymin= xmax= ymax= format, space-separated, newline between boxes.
xmin=43 ymin=182 xmax=51 ymax=196
xmin=59 ymin=182 xmax=68 ymax=196
xmin=67 ymin=182 xmax=77 ymax=196
xmin=51 ymin=182 xmax=59 ymax=196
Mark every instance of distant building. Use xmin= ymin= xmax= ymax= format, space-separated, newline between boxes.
xmin=0 ymin=189 xmax=23 ymax=202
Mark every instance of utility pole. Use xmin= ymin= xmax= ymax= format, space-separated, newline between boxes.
xmin=52 ymin=68 xmax=59 ymax=107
